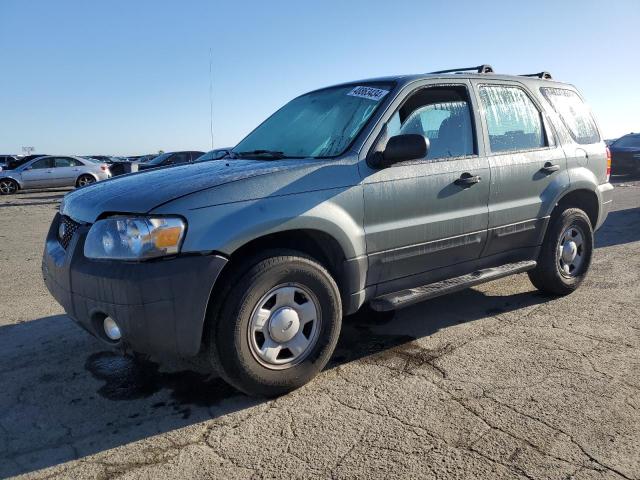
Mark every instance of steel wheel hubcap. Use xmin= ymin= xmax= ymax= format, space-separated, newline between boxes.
xmin=248 ymin=284 xmax=320 ymax=369
xmin=557 ymin=226 xmax=585 ymax=277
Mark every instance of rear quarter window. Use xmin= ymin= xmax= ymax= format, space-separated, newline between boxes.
xmin=541 ymin=88 xmax=600 ymax=145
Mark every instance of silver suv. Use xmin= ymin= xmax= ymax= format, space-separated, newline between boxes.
xmin=42 ymin=65 xmax=614 ymax=396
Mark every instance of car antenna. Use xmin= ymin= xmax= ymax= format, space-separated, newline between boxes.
xmin=209 ymin=47 xmax=214 ymax=150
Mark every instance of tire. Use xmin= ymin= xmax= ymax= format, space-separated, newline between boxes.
xmin=208 ymin=250 xmax=342 ymax=397
xmin=0 ymin=178 xmax=18 ymax=195
xmin=528 ymin=208 xmax=594 ymax=295
xmin=76 ymin=174 xmax=96 ymax=188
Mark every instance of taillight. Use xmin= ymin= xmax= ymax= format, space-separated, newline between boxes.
xmin=605 ymin=146 xmax=611 ymax=182
xmin=100 ymin=164 xmax=108 ymax=171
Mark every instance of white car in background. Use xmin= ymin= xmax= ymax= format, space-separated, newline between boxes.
xmin=0 ymin=155 xmax=111 ymax=195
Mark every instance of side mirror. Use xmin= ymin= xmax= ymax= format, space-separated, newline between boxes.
xmin=372 ymin=134 xmax=429 ymax=168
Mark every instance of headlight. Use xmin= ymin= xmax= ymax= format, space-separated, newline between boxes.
xmin=84 ymin=216 xmax=186 ymax=260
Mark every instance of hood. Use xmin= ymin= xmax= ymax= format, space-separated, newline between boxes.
xmin=62 ymin=158 xmax=316 ymax=223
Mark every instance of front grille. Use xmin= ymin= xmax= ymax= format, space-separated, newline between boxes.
xmin=58 ymin=215 xmax=81 ymax=249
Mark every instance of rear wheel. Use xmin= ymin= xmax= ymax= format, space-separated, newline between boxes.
xmin=0 ymin=178 xmax=18 ymax=195
xmin=76 ymin=174 xmax=96 ymax=188
xmin=208 ymin=250 xmax=342 ymax=397
xmin=528 ymin=208 xmax=593 ymax=295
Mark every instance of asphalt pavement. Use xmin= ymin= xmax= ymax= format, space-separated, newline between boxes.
xmin=0 ymin=177 xmax=638 ymax=479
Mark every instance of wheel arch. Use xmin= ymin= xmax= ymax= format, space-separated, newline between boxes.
xmin=553 ymin=188 xmax=599 ymax=228
xmin=0 ymin=176 xmax=21 ymax=192
xmin=200 ymin=227 xmax=365 ymax=354
xmin=76 ymin=172 xmax=99 ymax=185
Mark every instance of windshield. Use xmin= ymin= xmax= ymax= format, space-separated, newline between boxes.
xmin=146 ymin=153 xmax=171 ymax=165
xmin=233 ymin=83 xmax=394 ymax=159
xmin=612 ymin=134 xmax=640 ymax=148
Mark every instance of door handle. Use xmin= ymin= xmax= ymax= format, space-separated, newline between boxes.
xmin=541 ymin=162 xmax=560 ymax=173
xmin=454 ymin=173 xmax=481 ymax=186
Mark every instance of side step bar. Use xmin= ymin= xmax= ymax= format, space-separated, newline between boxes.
xmin=369 ymin=260 xmax=537 ymax=312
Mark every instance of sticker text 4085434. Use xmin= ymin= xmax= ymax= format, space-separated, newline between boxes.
xmin=347 ymin=86 xmax=389 ymax=101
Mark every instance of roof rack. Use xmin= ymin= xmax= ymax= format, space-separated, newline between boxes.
xmin=430 ymin=64 xmax=494 ymax=74
xmin=520 ymin=71 xmax=553 ymax=80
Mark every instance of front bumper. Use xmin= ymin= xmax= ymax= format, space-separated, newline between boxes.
xmin=42 ymin=213 xmax=227 ymax=357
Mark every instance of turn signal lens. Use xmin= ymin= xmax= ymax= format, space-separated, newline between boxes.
xmin=152 ymin=226 xmax=183 ymax=248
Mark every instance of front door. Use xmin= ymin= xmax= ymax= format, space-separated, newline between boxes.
xmin=360 ymin=82 xmax=490 ymax=293
xmin=20 ymin=157 xmax=55 ymax=188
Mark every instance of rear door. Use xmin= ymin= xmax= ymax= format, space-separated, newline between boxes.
xmin=470 ymin=80 xmax=569 ymax=257
xmin=20 ymin=158 xmax=55 ymax=188
xmin=52 ymin=157 xmax=83 ymax=186
xmin=360 ymin=81 xmax=491 ymax=291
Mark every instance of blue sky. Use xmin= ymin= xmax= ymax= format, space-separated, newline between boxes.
xmin=1 ymin=0 xmax=638 ymax=155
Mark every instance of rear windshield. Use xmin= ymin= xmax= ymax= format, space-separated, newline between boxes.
xmin=540 ymin=87 xmax=600 ymax=145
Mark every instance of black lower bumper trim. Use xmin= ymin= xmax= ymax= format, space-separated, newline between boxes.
xmin=42 ymin=213 xmax=227 ymax=357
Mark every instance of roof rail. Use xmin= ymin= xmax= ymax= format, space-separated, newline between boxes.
xmin=520 ymin=71 xmax=553 ymax=80
xmin=430 ymin=64 xmax=494 ymax=74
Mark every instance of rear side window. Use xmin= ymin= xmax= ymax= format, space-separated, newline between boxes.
xmin=541 ymin=88 xmax=600 ymax=145
xmin=55 ymin=157 xmax=82 ymax=167
xmin=479 ymin=85 xmax=546 ymax=153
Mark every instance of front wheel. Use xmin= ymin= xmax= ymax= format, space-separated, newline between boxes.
xmin=208 ymin=251 xmax=342 ymax=397
xmin=76 ymin=174 xmax=96 ymax=188
xmin=0 ymin=178 xmax=18 ymax=195
xmin=528 ymin=208 xmax=594 ymax=295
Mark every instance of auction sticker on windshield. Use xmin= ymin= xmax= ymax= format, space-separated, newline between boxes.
xmin=347 ymin=86 xmax=389 ymax=101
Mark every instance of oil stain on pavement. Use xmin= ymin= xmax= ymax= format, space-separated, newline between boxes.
xmin=85 ymin=351 xmax=241 ymax=418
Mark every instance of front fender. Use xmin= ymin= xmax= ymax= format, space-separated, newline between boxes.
xmin=0 ymin=173 xmax=23 ymax=189
xmin=153 ymin=186 xmax=367 ymax=260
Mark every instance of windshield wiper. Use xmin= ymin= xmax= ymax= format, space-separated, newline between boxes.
xmin=235 ymin=150 xmax=288 ymax=160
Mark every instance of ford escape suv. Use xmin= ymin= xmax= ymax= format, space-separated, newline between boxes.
xmin=42 ymin=65 xmax=613 ymax=396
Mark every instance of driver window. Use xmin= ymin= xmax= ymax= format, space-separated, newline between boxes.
xmin=31 ymin=158 xmax=53 ymax=169
xmin=387 ymin=86 xmax=475 ymax=160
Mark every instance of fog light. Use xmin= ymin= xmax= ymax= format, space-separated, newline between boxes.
xmin=103 ymin=317 xmax=121 ymax=341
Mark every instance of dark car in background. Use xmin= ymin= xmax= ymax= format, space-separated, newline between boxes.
xmin=0 ymin=155 xmax=18 ymax=169
xmin=132 ymin=154 xmax=158 ymax=163
xmin=137 ymin=151 xmax=204 ymax=170
xmin=609 ymin=133 xmax=640 ymax=176
xmin=194 ymin=148 xmax=233 ymax=163
xmin=0 ymin=154 xmax=48 ymax=171
xmin=84 ymin=155 xmax=139 ymax=176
